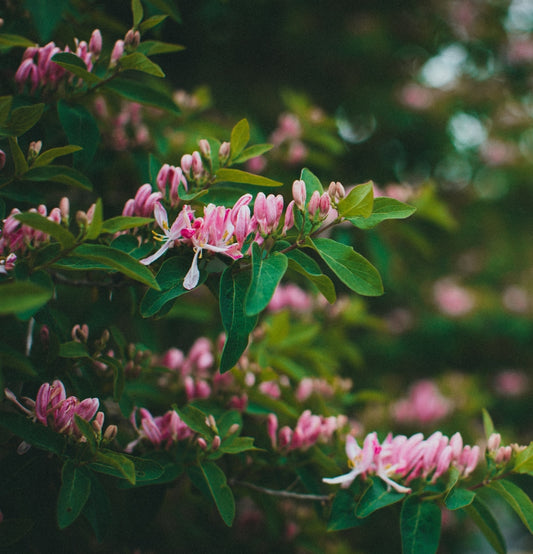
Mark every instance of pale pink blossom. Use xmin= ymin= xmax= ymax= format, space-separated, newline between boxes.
xmin=392 ymin=380 xmax=452 ymax=424
xmin=433 ymin=278 xmax=475 ymax=316
xmin=494 ymin=369 xmax=529 ymax=396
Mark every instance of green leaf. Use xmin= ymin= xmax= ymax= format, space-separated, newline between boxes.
xmin=230 ymin=119 xmax=250 ymax=161
xmin=513 ymin=443 xmax=533 ymax=475
xmin=104 ymin=77 xmax=180 ymax=116
xmin=73 ymin=414 xmax=96 ymax=453
xmin=0 ymin=517 xmax=34 ymax=548
xmin=286 ymin=249 xmax=336 ymax=303
xmin=101 ymin=215 xmax=153 ymax=234
xmin=310 ymin=237 xmax=383 ymax=296
xmin=139 ymin=14 xmax=168 ymax=33
xmin=337 ymin=181 xmax=374 ymax=218
xmin=23 ymin=0 xmax=68 ymax=42
xmin=137 ymin=40 xmax=185 ymax=56
xmin=59 ymin=341 xmax=89 ymax=358
xmin=245 ymin=244 xmax=288 ymax=316
xmin=0 ymin=281 xmax=52 ymax=315
xmin=198 ymin=461 xmax=235 ymax=526
xmin=86 ymin=198 xmax=103 ymax=240
xmin=175 ymin=405 xmax=214 ymax=438
xmin=233 ymin=143 xmax=273 ymax=164
xmin=9 ymin=136 xmax=28 ymax=175
xmin=50 ymin=52 xmax=102 ymax=85
xmin=219 ymin=266 xmax=258 ymax=373
xmin=119 ymin=52 xmax=165 ymax=77
xmin=32 ymin=145 xmax=83 ymax=168
xmin=0 ymin=33 xmax=35 ymax=47
xmin=57 ymin=101 xmax=100 ymax=169
xmin=140 ymin=255 xmax=206 ymax=317
xmin=327 ymin=489 xmax=364 ymax=531
xmin=15 ymin=212 xmax=76 ymax=248
xmin=0 ymin=412 xmax=66 ymax=455
xmin=1 ymin=103 xmax=44 ymax=137
xmin=57 ymin=461 xmax=91 ymax=529
xmin=23 ymin=164 xmax=93 ymax=191
xmin=482 ymin=408 xmax=495 ymax=440
xmin=0 ymin=96 xmax=13 ymax=126
xmin=215 ymin=168 xmax=282 ymax=188
xmin=400 ymin=496 xmax=441 ymax=554
xmin=347 ymin=197 xmax=417 ymax=229
xmin=132 ymin=0 xmax=143 ymax=26
xmin=72 ymin=244 xmax=160 ymax=290
xmin=82 ymin=472 xmax=111 ymax=542
xmin=464 ymin=497 xmax=507 ymax=554
xmin=300 ymin=167 xmax=324 ymax=196
xmin=355 ymin=478 xmax=406 ymax=518
xmin=90 ymin=449 xmax=136 ymax=485
xmin=146 ymin=0 xmax=181 ymax=22
xmin=488 ymin=479 xmax=533 ymax=533
xmin=218 ymin=436 xmax=258 ymax=454
xmin=445 ymin=487 xmax=476 ymax=510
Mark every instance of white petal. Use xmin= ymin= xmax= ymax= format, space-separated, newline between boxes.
xmin=183 ymin=248 xmax=201 ymax=290
xmin=322 ymin=469 xmax=359 ymax=487
xmin=140 ymin=242 xmax=169 ymax=265
xmin=153 ymin=202 xmax=168 ymax=231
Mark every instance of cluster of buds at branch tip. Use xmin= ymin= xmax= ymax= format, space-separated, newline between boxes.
xmin=27 ymin=141 xmax=42 ymax=162
xmin=124 ymin=29 xmax=141 ymax=49
xmin=71 ymin=323 xmax=89 ymax=343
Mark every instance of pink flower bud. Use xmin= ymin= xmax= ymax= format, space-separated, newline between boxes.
xmin=59 ymin=197 xmax=70 ymax=222
xmin=181 ymin=154 xmax=193 ymax=176
xmin=319 ymin=192 xmax=331 ymax=218
xmin=282 ymin=200 xmax=295 ymax=235
xmin=218 ymin=141 xmax=230 ymax=163
xmin=28 ymin=140 xmax=42 ymax=158
xmin=0 ymin=149 xmax=5 ymax=170
xmin=191 ymin=151 xmax=203 ymax=179
xmin=328 ymin=181 xmax=346 ymax=202
xmin=212 ymin=435 xmax=221 ymax=451
xmin=197 ymin=437 xmax=207 ymax=450
xmin=89 ymin=29 xmax=102 ymax=58
xmin=104 ymin=424 xmax=118 ymax=441
xmin=308 ymin=190 xmax=320 ymax=217
xmin=157 ymin=164 xmax=170 ymax=194
xmin=124 ymin=29 xmax=140 ymax=48
xmin=292 ymin=180 xmax=306 ymax=210
xmin=109 ymin=40 xmax=124 ymax=67
xmin=267 ymin=413 xmax=278 ymax=449
xmin=199 ymin=139 xmax=211 ymax=158
xmin=488 ymin=432 xmax=501 ymax=452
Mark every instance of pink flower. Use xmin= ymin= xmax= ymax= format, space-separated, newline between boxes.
xmin=433 ymin=278 xmax=475 ymax=317
xmin=392 ymin=380 xmax=452 ymax=424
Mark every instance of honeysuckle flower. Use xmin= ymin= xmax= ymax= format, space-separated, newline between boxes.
xmin=140 ymin=203 xmax=192 ymax=266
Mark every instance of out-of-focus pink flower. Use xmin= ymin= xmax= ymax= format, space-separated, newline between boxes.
xmin=245 ymin=156 xmax=267 ymax=174
xmin=399 ymin=84 xmax=434 ymax=110
xmin=392 ymin=380 xmax=452 ymax=425
xmin=259 ymin=380 xmax=281 ymax=400
xmin=494 ymin=369 xmax=529 ymax=397
xmin=433 ymin=278 xmax=475 ymax=316
xmin=268 ymin=283 xmax=313 ymax=313
xmin=0 ymin=149 xmax=5 ymax=170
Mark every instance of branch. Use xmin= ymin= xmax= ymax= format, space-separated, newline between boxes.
xmin=230 ymin=479 xmax=331 ymax=502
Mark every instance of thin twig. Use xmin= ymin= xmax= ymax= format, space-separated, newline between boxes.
xmin=230 ymin=479 xmax=331 ymax=502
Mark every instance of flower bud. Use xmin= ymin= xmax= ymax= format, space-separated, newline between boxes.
xmin=319 ymin=192 xmax=331 ymax=218
xmin=89 ymin=29 xmax=102 ymax=58
xmin=181 ymin=154 xmax=193 ymax=176
xmin=292 ymin=179 xmax=306 ymax=210
xmin=191 ymin=151 xmax=203 ymax=179
xmin=227 ymin=423 xmax=240 ymax=436
xmin=28 ymin=140 xmax=42 ymax=160
xmin=328 ymin=181 xmax=346 ymax=203
xmin=197 ymin=437 xmax=207 ymax=450
xmin=104 ymin=424 xmax=118 ymax=442
xmin=124 ymin=29 xmax=141 ymax=48
xmin=488 ymin=432 xmax=501 ymax=452
xmin=199 ymin=139 xmax=211 ymax=158
xmin=59 ymin=197 xmax=70 ymax=223
xmin=212 ymin=435 xmax=221 ymax=451
xmin=0 ymin=149 xmax=5 ymax=170
xmin=308 ymin=190 xmax=320 ymax=217
xmin=109 ymin=40 xmax=124 ymax=67
xmin=218 ymin=141 xmax=230 ymax=164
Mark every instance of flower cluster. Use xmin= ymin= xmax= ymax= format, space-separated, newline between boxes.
xmin=323 ymin=431 xmax=481 ymax=493
xmin=5 ymin=380 xmax=106 ymax=440
xmin=126 ymin=407 xmax=193 ymax=451
xmin=391 ymin=380 xmax=452 ymax=425
xmin=15 ymin=30 xmax=102 ymax=93
xmin=267 ymin=410 xmax=345 ymax=452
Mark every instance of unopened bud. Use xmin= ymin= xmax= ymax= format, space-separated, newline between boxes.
xmin=308 ymin=190 xmax=320 ymax=217
xmin=199 ymin=139 xmax=211 ymax=158
xmin=89 ymin=29 xmax=102 ymax=57
xmin=104 ymin=424 xmax=118 ymax=442
xmin=205 ymin=414 xmax=217 ymax=432
xmin=59 ymin=197 xmax=70 ymax=223
xmin=124 ymin=29 xmax=140 ymax=48
xmin=328 ymin=181 xmax=346 ymax=203
xmin=0 ymin=149 xmax=5 ymax=170
xmin=218 ymin=141 xmax=230 ymax=164
xmin=0 ymin=18 xmax=4 ymax=28
xmin=92 ymin=411 xmax=105 ymax=433
xmin=76 ymin=210 xmax=89 ymax=227
xmin=181 ymin=154 xmax=193 ymax=176
xmin=72 ymin=323 xmax=89 ymax=343
xmin=28 ymin=140 xmax=42 ymax=160
xmin=227 ymin=423 xmax=240 ymax=436
xmin=109 ymin=39 xmax=124 ymax=67
xmin=197 ymin=437 xmax=207 ymax=450
xmin=212 ymin=435 xmax=221 ymax=451
xmin=319 ymin=192 xmax=331 ymax=218
xmin=487 ymin=432 xmax=501 ymax=452
xmin=292 ymin=179 xmax=306 ymax=210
